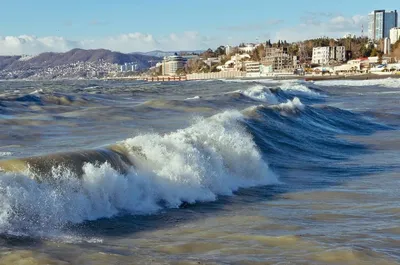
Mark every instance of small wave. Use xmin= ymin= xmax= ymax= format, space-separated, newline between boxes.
xmin=29 ymin=89 xmax=44 ymax=94
xmin=314 ymin=78 xmax=400 ymax=88
xmin=278 ymin=81 xmax=320 ymax=96
xmin=11 ymin=93 xmax=88 ymax=106
xmin=238 ymin=85 xmax=278 ymax=104
xmin=141 ymin=99 xmax=212 ymax=112
xmin=276 ymin=97 xmax=305 ymax=111
xmin=220 ymin=79 xmax=274 ymax=83
xmin=185 ymin=96 xmax=201 ymax=100
xmin=0 ymin=152 xmax=12 ymax=157
xmin=269 ymin=97 xmax=305 ymax=114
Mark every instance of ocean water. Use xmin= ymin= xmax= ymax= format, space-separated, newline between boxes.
xmin=0 ymin=78 xmax=399 ymax=264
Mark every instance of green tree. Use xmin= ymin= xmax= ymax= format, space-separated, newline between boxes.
xmin=214 ymin=46 xmax=226 ymax=56
xmin=201 ymin=48 xmax=216 ymax=59
xmin=175 ymin=68 xmax=186 ymax=76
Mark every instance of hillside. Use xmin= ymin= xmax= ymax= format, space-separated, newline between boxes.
xmin=0 ymin=49 xmax=161 ymax=73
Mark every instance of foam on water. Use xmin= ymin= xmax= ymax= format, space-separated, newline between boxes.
xmin=314 ymin=78 xmax=400 ymax=88
xmin=0 ymin=110 xmax=278 ymax=236
xmin=185 ymin=96 xmax=201 ymax=100
xmin=220 ymin=79 xmax=274 ymax=83
xmin=240 ymin=85 xmax=278 ymax=104
xmin=274 ymin=97 xmax=305 ymax=111
xmin=0 ymin=152 xmax=12 ymax=157
xmin=279 ymin=81 xmax=320 ymax=96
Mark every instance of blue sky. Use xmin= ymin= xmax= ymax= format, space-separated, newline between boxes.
xmin=0 ymin=0 xmax=399 ymax=55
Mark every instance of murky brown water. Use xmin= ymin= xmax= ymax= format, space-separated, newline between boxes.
xmin=0 ymin=79 xmax=399 ymax=264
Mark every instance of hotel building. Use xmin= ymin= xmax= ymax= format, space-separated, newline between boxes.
xmin=162 ymin=55 xmax=186 ymax=76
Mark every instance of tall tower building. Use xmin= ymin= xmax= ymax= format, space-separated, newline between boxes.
xmin=368 ymin=10 xmax=398 ymax=40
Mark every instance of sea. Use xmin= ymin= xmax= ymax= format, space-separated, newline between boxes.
xmin=0 ymin=78 xmax=399 ymax=264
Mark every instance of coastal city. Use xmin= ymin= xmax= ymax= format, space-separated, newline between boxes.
xmin=142 ymin=9 xmax=400 ymax=81
xmin=0 ymin=9 xmax=400 ymax=81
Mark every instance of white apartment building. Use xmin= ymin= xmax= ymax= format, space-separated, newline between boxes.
xmin=312 ymin=46 xmax=346 ymax=65
xmin=244 ymin=61 xmax=261 ymax=73
xmin=390 ymin=27 xmax=400 ymax=44
xmin=162 ymin=55 xmax=186 ymax=76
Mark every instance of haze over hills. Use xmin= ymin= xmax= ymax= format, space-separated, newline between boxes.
xmin=0 ymin=49 xmax=161 ymax=79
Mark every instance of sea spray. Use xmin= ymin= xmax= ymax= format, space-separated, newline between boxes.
xmin=240 ymin=85 xmax=279 ymax=104
xmin=0 ymin=110 xmax=278 ymax=235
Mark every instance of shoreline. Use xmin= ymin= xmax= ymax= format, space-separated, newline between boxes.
xmin=242 ymin=73 xmax=400 ymax=82
xmin=1 ymin=73 xmax=399 ymax=83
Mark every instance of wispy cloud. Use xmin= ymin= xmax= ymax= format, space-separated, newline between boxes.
xmin=275 ymin=14 xmax=367 ymax=42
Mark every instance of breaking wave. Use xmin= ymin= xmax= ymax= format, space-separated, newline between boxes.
xmin=0 ymin=110 xmax=278 ymax=236
xmin=239 ymin=85 xmax=278 ymax=104
xmin=278 ymin=81 xmax=321 ymax=96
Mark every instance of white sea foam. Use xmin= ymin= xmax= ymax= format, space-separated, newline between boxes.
xmin=278 ymin=81 xmax=320 ymax=95
xmin=0 ymin=152 xmax=12 ymax=157
xmin=29 ymin=89 xmax=43 ymax=94
xmin=185 ymin=95 xmax=200 ymax=100
xmin=271 ymin=97 xmax=305 ymax=112
xmin=239 ymin=85 xmax=278 ymax=104
xmin=314 ymin=78 xmax=400 ymax=88
xmin=220 ymin=79 xmax=274 ymax=83
xmin=0 ymin=110 xmax=278 ymax=235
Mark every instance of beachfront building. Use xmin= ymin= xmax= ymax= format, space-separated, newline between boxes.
xmin=262 ymin=47 xmax=294 ymax=72
xmin=244 ymin=61 xmax=261 ymax=77
xmin=162 ymin=55 xmax=186 ymax=76
xmin=217 ymin=53 xmax=250 ymax=72
xmin=368 ymin=10 xmax=398 ymax=40
xmin=390 ymin=27 xmax=400 ymax=44
xmin=311 ymin=46 xmax=346 ymax=65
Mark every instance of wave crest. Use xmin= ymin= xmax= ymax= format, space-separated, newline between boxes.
xmin=0 ymin=110 xmax=278 ymax=235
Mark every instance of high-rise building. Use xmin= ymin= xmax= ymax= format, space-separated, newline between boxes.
xmin=368 ymin=10 xmax=398 ymax=40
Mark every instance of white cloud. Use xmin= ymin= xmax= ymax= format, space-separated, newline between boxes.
xmin=0 ymin=35 xmax=83 ymax=55
xmin=275 ymin=14 xmax=367 ymax=42
xmin=0 ymin=31 xmax=215 ymax=56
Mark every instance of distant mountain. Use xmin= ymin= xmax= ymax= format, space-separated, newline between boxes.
xmin=0 ymin=49 xmax=161 ymax=72
xmin=133 ymin=50 xmax=205 ymax=58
